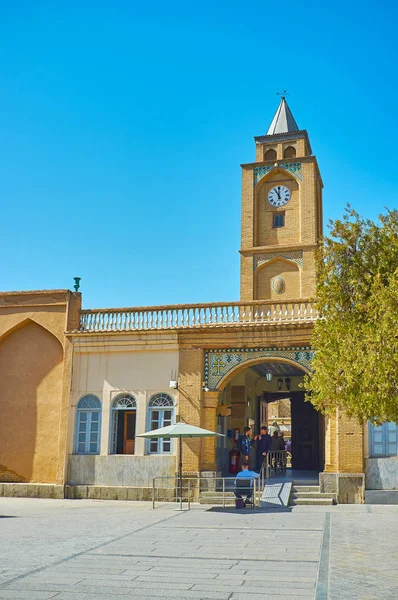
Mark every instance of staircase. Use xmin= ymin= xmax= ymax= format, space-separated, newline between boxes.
xmin=199 ymin=491 xmax=235 ymax=505
xmin=289 ymin=484 xmax=335 ymax=506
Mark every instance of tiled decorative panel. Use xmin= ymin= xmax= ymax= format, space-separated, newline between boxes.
xmin=204 ymin=347 xmax=314 ymax=390
xmin=254 ymin=162 xmax=302 ymax=185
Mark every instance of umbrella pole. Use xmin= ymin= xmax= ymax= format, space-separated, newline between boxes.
xmin=179 ymin=435 xmax=183 ymax=510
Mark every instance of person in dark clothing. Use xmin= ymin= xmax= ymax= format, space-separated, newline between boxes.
xmin=256 ymin=426 xmax=272 ymax=471
xmin=238 ymin=427 xmax=253 ymax=464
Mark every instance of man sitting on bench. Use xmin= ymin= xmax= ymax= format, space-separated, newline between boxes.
xmin=234 ymin=461 xmax=259 ymax=506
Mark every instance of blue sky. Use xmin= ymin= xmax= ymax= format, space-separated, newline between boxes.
xmin=1 ymin=1 xmax=397 ymax=308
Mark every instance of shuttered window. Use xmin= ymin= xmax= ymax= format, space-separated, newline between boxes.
xmin=369 ymin=422 xmax=398 ymax=457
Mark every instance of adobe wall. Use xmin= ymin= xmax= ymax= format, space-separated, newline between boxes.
xmin=0 ymin=290 xmax=81 ymax=484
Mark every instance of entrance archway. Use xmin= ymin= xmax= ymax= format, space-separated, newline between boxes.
xmin=215 ymin=359 xmax=324 ymax=476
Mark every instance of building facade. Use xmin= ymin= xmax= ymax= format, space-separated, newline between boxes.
xmin=1 ymin=98 xmax=396 ymax=503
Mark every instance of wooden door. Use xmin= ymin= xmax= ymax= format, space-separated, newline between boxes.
xmin=123 ymin=411 xmax=136 ymax=454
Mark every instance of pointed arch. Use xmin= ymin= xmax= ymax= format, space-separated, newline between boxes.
xmin=255 ymin=254 xmax=303 ymax=272
xmin=217 ymin=356 xmax=311 ymax=392
xmin=0 ymin=317 xmax=64 ymax=347
xmin=0 ymin=320 xmax=64 ymax=482
xmin=264 ymin=148 xmax=277 ymax=161
xmin=283 ymin=145 xmax=296 ymax=159
xmin=255 ymin=165 xmax=301 ymax=190
xmin=255 ymin=257 xmax=301 ymax=300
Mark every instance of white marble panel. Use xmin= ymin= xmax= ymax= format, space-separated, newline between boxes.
xmin=68 ymin=455 xmax=176 ymax=486
xmin=366 ymin=457 xmax=398 ymax=489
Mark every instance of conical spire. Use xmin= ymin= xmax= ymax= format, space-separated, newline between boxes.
xmin=267 ymin=96 xmax=299 ymax=135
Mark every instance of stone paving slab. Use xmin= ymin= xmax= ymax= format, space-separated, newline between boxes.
xmin=1 ymin=499 xmax=398 ymax=599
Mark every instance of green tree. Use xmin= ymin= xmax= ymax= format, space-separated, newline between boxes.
xmin=304 ymin=206 xmax=398 ymax=423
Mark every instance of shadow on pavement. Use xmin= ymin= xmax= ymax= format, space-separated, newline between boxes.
xmin=206 ymin=506 xmax=293 ymax=514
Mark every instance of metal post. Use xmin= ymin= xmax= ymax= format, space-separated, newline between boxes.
xmin=188 ymin=480 xmax=191 ymax=510
xmin=222 ymin=477 xmax=225 ymax=508
xmin=179 ymin=435 xmax=183 ymax=510
xmin=152 ymin=477 xmax=156 ymax=509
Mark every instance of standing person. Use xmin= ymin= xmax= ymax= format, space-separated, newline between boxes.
xmin=238 ymin=426 xmax=252 ymax=465
xmin=280 ymin=431 xmax=287 ymax=471
xmin=256 ymin=426 xmax=272 ymax=471
xmin=271 ymin=430 xmax=285 ymax=451
xmin=271 ymin=431 xmax=285 ymax=472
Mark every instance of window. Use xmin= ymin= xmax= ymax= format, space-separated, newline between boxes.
xmin=284 ymin=145 xmax=296 ymax=159
xmin=264 ymin=148 xmax=277 ymax=161
xmin=147 ymin=393 xmax=174 ymax=454
xmin=111 ymin=394 xmax=137 ymax=454
xmin=369 ymin=422 xmax=398 ymax=457
xmin=273 ymin=213 xmax=285 ymax=228
xmin=74 ymin=395 xmax=101 ymax=454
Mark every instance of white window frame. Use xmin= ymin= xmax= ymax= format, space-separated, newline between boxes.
xmin=74 ymin=395 xmax=101 ymax=455
xmin=147 ymin=393 xmax=175 ymax=454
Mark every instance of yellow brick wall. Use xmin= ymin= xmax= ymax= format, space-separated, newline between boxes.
xmin=240 ymin=134 xmax=322 ymax=303
xmin=178 ymin=348 xmax=203 ymax=472
xmin=324 ymin=410 xmax=364 ymax=473
xmin=336 ymin=410 xmax=364 ymax=473
xmin=255 ymin=259 xmax=301 ymax=300
xmin=256 ymin=173 xmax=300 ymax=247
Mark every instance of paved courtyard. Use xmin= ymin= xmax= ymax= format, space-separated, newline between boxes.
xmin=1 ymin=499 xmax=398 ymax=600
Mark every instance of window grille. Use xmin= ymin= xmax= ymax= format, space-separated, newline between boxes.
xmin=148 ymin=393 xmax=174 ymax=408
xmin=112 ymin=394 xmax=137 ymax=409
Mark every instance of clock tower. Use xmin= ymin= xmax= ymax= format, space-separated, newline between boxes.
xmin=240 ymin=96 xmax=323 ymax=302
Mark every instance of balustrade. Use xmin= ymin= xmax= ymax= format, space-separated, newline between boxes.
xmin=76 ymin=300 xmax=317 ymax=332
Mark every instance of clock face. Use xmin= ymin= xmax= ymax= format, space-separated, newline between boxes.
xmin=268 ymin=185 xmax=291 ymax=207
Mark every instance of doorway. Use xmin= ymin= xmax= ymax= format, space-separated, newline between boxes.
xmin=113 ymin=409 xmax=137 ymax=454
xmin=123 ymin=411 xmax=136 ymax=454
xmin=263 ymin=391 xmax=324 ymax=471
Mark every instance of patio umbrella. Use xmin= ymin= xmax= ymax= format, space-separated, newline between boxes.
xmin=137 ymin=422 xmax=224 ymax=510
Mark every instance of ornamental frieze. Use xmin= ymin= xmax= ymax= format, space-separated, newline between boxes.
xmin=254 ymin=162 xmax=302 ymax=185
xmin=204 ymin=347 xmax=314 ymax=390
xmin=253 ymin=250 xmax=303 ymax=271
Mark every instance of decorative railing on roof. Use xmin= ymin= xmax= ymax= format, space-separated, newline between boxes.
xmin=76 ymin=300 xmax=317 ymax=333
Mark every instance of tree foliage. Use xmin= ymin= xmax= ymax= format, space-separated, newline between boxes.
xmin=304 ymin=206 xmax=398 ymax=423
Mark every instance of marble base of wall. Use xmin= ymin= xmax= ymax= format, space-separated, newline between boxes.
xmin=65 ymin=485 xmax=176 ymax=501
xmin=200 ymin=471 xmax=222 ymax=491
xmin=319 ymin=472 xmax=365 ymax=503
xmin=366 ymin=457 xmax=398 ymax=490
xmin=365 ymin=490 xmax=398 ymax=504
xmin=0 ymin=483 xmax=64 ymax=499
xmin=68 ymin=454 xmax=176 ymax=487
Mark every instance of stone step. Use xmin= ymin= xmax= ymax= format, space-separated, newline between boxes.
xmin=291 ymin=492 xmax=335 ymax=499
xmin=200 ymin=491 xmax=235 ymax=498
xmin=290 ymin=497 xmax=334 ymax=506
xmin=199 ymin=497 xmax=236 ymax=505
xmin=292 ymin=485 xmax=320 ymax=493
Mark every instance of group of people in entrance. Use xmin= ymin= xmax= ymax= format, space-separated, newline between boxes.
xmin=237 ymin=425 xmax=287 ymax=470
xmin=234 ymin=425 xmax=289 ymax=506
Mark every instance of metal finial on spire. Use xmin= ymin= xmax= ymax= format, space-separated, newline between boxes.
xmin=276 ymin=90 xmax=288 ymax=99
